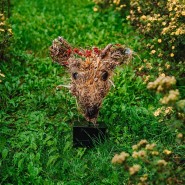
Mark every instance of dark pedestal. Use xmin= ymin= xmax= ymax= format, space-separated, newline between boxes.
xmin=73 ymin=123 xmax=107 ymax=148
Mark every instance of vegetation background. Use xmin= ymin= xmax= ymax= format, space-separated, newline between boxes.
xmin=0 ymin=0 xmax=184 ymax=184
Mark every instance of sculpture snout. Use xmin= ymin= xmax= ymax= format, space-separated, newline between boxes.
xmin=86 ymin=105 xmax=99 ymax=119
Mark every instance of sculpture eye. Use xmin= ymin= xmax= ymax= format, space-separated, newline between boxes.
xmin=72 ymin=72 xmax=78 ymax=80
xmin=101 ymin=71 xmax=109 ymax=81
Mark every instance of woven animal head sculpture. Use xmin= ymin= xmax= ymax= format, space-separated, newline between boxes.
xmin=50 ymin=37 xmax=133 ymax=124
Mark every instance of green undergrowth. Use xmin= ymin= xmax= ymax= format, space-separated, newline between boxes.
xmin=0 ymin=0 xmax=181 ymax=184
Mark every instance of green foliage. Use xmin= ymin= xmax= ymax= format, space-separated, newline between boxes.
xmin=10 ymin=0 xmax=132 ymax=57
xmin=93 ymin=0 xmax=185 ymax=61
xmin=0 ymin=13 xmax=13 ymax=61
xmin=0 ymin=0 xmax=184 ymax=184
xmin=1 ymin=0 xmax=12 ymax=60
xmin=93 ymin=0 xmax=130 ymax=16
xmin=112 ymin=140 xmax=185 ymax=184
xmin=128 ymin=0 xmax=185 ymax=61
xmin=0 ymin=0 xmax=11 ymax=17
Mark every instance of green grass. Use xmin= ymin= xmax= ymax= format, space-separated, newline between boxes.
xmin=0 ymin=0 xmax=181 ymax=184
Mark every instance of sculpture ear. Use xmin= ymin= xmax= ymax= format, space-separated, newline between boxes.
xmin=101 ymin=44 xmax=133 ymax=69
xmin=50 ymin=36 xmax=72 ymax=67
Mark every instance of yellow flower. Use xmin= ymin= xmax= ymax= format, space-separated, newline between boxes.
xmin=126 ymin=15 xmax=130 ymax=20
xmin=132 ymin=151 xmax=139 ymax=158
xmin=137 ymin=6 xmax=141 ymax=13
xmin=147 ymin=74 xmax=177 ymax=92
xmin=160 ymin=73 xmax=166 ymax=77
xmin=158 ymin=53 xmax=163 ymax=57
xmin=158 ymin=67 xmax=163 ymax=72
xmin=144 ymin=75 xmax=150 ymax=83
xmin=151 ymin=50 xmax=156 ymax=54
xmin=129 ymin=164 xmax=141 ymax=175
xmin=154 ymin=108 xmax=161 ymax=117
xmin=158 ymin=39 xmax=162 ymax=43
xmin=151 ymin=151 xmax=159 ymax=155
xmin=163 ymin=149 xmax=172 ymax=155
xmin=8 ymin=29 xmax=13 ymax=35
xmin=138 ymin=150 xmax=146 ymax=157
xmin=146 ymin=62 xmax=153 ymax=69
xmin=157 ymin=159 xmax=167 ymax=166
xmin=120 ymin=4 xmax=126 ymax=8
xmin=164 ymin=107 xmax=173 ymax=114
xmin=0 ymin=22 xmax=5 ymax=26
xmin=138 ymin=66 xmax=144 ymax=71
xmin=168 ymin=7 xmax=173 ymax=11
xmin=160 ymin=89 xmax=179 ymax=104
xmin=113 ymin=0 xmax=120 ymax=5
xmin=111 ymin=152 xmax=129 ymax=164
xmin=1 ymin=15 xmax=5 ymax=21
xmin=145 ymin=143 xmax=156 ymax=150
xmin=0 ymin=73 xmax=5 ymax=78
xmin=140 ymin=15 xmax=147 ymax=20
xmin=132 ymin=144 xmax=138 ymax=150
xmin=93 ymin=7 xmax=98 ymax=12
xmin=165 ymin=63 xmax=171 ymax=69
xmin=140 ymin=174 xmax=148 ymax=182
xmin=0 ymin=71 xmax=5 ymax=83
xmin=177 ymin=133 xmax=183 ymax=138
xmin=138 ymin=139 xmax=148 ymax=146
xmin=170 ymin=53 xmax=174 ymax=57
xmin=172 ymin=46 xmax=175 ymax=50
xmin=132 ymin=150 xmax=146 ymax=158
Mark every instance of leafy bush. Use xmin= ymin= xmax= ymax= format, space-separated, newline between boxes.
xmin=128 ymin=0 xmax=185 ymax=61
xmin=94 ymin=0 xmax=185 ymax=61
xmin=92 ymin=1 xmax=185 ymax=184
xmin=93 ymin=0 xmax=130 ymax=15
xmin=1 ymin=0 xmax=11 ymax=17
xmin=147 ymin=74 xmax=185 ymax=139
xmin=0 ymin=13 xmax=13 ymax=61
xmin=112 ymin=139 xmax=185 ymax=184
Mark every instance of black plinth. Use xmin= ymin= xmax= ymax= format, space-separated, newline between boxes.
xmin=73 ymin=123 xmax=107 ymax=148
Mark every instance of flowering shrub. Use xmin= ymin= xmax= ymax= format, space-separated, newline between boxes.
xmin=93 ymin=0 xmax=185 ymax=61
xmin=0 ymin=70 xmax=5 ymax=83
xmin=148 ymin=74 xmax=185 ymax=144
xmin=147 ymin=74 xmax=176 ymax=93
xmin=128 ymin=0 xmax=185 ymax=61
xmin=147 ymin=73 xmax=184 ymax=108
xmin=0 ymin=13 xmax=13 ymax=61
xmin=112 ymin=139 xmax=185 ymax=184
xmin=93 ymin=0 xmax=129 ymax=14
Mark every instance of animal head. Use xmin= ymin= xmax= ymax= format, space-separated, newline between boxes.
xmin=50 ymin=36 xmax=133 ymax=124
